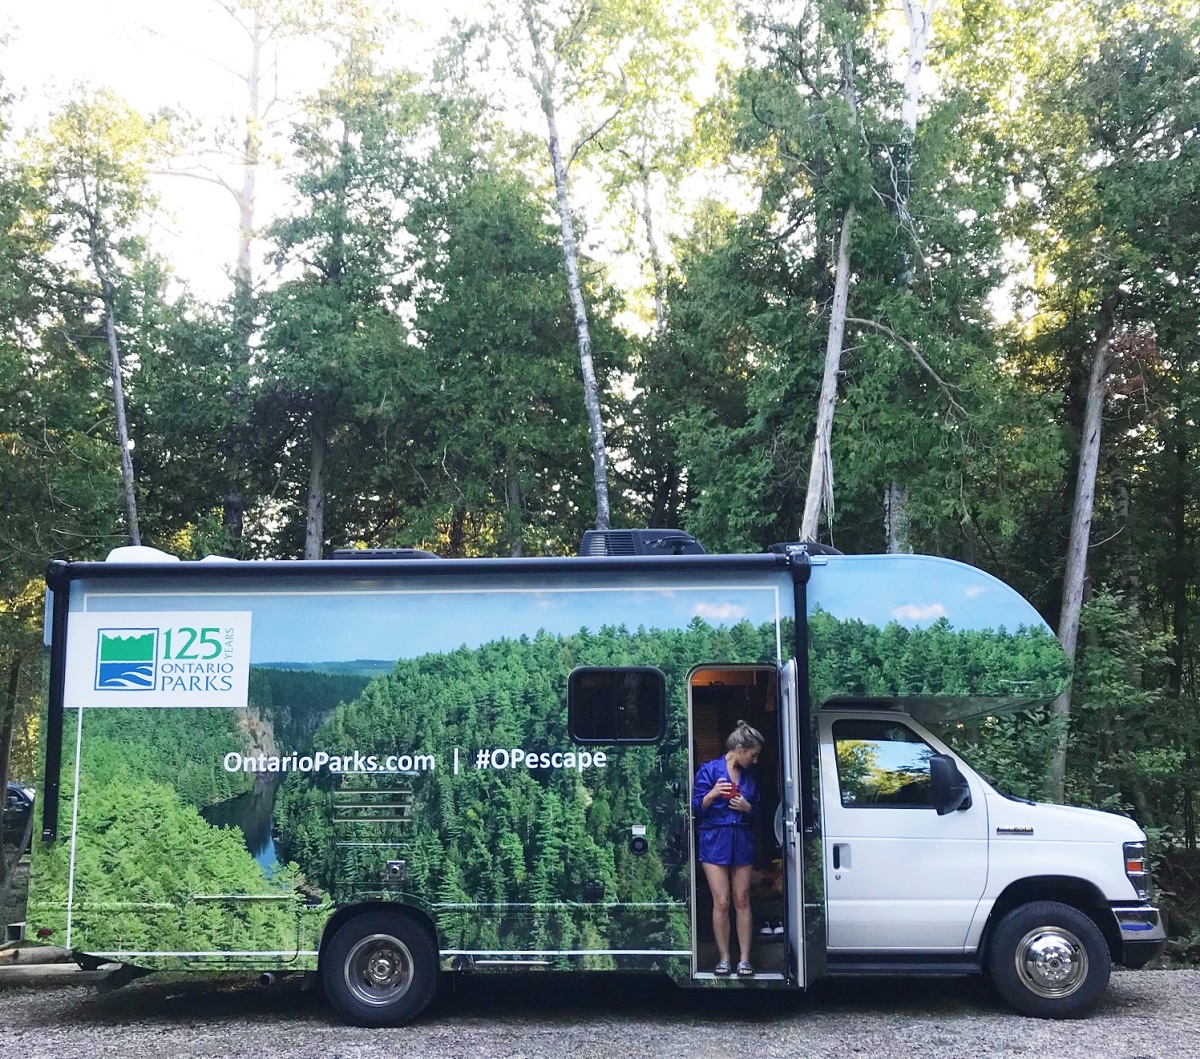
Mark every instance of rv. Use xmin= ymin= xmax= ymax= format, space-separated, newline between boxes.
xmin=25 ymin=531 xmax=1165 ymax=1024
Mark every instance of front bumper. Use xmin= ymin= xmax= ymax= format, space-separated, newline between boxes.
xmin=1112 ymin=904 xmax=1167 ymax=968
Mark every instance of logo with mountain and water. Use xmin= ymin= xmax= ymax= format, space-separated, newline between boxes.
xmin=94 ymin=629 xmax=158 ymax=691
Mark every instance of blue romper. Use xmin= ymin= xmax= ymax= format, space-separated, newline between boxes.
xmin=693 ymin=756 xmax=759 ymax=866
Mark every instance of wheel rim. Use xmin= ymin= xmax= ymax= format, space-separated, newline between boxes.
xmin=1013 ymin=925 xmax=1089 ymax=998
xmin=343 ymin=932 xmax=415 ymax=1008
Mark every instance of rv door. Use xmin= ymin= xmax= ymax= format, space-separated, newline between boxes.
xmin=779 ymin=658 xmax=813 ymax=986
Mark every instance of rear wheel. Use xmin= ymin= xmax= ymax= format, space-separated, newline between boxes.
xmin=987 ymin=901 xmax=1110 ymax=1019
xmin=321 ymin=910 xmax=438 ymax=1026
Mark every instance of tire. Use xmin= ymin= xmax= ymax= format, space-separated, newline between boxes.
xmin=321 ymin=910 xmax=439 ymax=1027
xmin=987 ymin=900 xmax=1111 ymax=1019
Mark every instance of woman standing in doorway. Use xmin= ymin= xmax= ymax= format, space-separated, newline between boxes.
xmin=693 ymin=720 xmax=764 ymax=978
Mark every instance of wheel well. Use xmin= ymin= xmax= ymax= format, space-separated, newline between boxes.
xmin=317 ymin=902 xmax=439 ymax=965
xmin=981 ymin=877 xmax=1120 ymax=963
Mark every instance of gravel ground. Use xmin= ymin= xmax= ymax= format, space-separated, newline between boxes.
xmin=0 ymin=968 xmax=1197 ymax=1059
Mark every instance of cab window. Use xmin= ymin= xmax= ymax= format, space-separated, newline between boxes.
xmin=833 ymin=718 xmax=936 ymax=808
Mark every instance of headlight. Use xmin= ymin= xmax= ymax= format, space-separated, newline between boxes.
xmin=1123 ymin=840 xmax=1151 ymax=900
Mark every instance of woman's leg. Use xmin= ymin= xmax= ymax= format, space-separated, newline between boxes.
xmin=731 ymin=863 xmax=754 ymax=964
xmin=701 ymin=861 xmax=732 ymax=963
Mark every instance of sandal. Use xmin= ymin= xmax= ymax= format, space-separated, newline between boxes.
xmin=736 ymin=960 xmax=755 ymax=978
xmin=713 ymin=959 xmax=732 ymax=976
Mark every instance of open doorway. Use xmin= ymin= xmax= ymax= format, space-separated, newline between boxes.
xmin=689 ymin=665 xmax=786 ymax=981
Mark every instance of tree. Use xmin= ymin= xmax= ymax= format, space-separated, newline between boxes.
xmin=401 ymin=91 xmax=611 ymax=555
xmin=511 ymin=0 xmax=621 ymax=530
xmin=0 ymin=85 xmax=126 ymax=870
xmin=982 ymin=1 xmax=1200 ymax=800
xmin=36 ymin=91 xmax=171 ymax=546
xmin=260 ymin=34 xmax=423 ymax=558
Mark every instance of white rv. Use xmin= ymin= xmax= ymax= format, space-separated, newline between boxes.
xmin=25 ymin=531 xmax=1164 ymax=1024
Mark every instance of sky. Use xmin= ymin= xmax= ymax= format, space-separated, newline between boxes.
xmin=3 ymin=1 xmax=467 ymax=301
xmin=2 ymin=1 xmax=737 ymax=322
xmin=74 ymin=553 xmax=1050 ymax=665
xmin=810 ymin=554 xmax=1052 ymax=635
xmin=84 ymin=580 xmax=788 ymax=663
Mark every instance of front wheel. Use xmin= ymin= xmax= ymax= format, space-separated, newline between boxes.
xmin=987 ymin=901 xmax=1111 ymax=1019
xmin=321 ymin=910 xmax=439 ymax=1026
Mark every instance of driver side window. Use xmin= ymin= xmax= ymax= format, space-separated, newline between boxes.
xmin=833 ymin=718 xmax=936 ymax=808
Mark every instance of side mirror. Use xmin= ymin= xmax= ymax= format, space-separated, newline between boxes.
xmin=930 ymin=754 xmax=971 ymax=815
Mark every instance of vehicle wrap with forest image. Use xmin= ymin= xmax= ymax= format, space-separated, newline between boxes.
xmin=28 ymin=556 xmax=1069 ymax=971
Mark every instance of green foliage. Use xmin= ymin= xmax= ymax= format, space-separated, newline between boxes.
xmin=275 ymin=620 xmax=780 ymax=957
xmin=27 ymin=705 xmax=301 ymax=957
xmin=809 ymin=608 xmax=1071 ymax=708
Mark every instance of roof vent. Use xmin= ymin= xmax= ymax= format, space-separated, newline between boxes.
xmin=329 ymin=548 xmax=441 ymax=560
xmin=579 ymin=529 xmax=705 ymax=557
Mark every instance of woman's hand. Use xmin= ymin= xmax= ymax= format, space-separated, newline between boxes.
xmin=704 ymin=780 xmax=735 ymax=807
xmin=729 ymin=795 xmax=751 ymax=813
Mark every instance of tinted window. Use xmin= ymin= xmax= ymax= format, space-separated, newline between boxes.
xmin=833 ymin=718 xmax=935 ymax=808
xmin=569 ymin=667 xmax=665 ymax=744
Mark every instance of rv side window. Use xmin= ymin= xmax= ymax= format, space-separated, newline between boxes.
xmin=832 ymin=718 xmax=936 ymax=808
xmin=568 ymin=667 xmax=665 ymax=744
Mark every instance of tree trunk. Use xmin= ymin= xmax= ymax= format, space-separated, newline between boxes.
xmin=524 ymin=6 xmax=611 ymax=531
xmin=1169 ymin=436 xmax=1190 ymax=697
xmin=104 ymin=293 xmax=141 ymax=546
xmin=505 ymin=473 xmax=524 ymax=557
xmin=304 ymin=408 xmax=329 ymax=560
xmin=223 ymin=8 xmax=264 ymax=548
xmin=800 ymin=38 xmax=861 ymax=542
xmin=801 ymin=203 xmax=856 ymax=541
xmin=884 ymin=0 xmax=938 ymax=554
xmin=234 ymin=6 xmax=262 ymax=314
xmin=884 ymin=482 xmax=912 ymax=553
xmin=897 ymin=0 xmax=936 ymax=281
xmin=1045 ymin=317 xmax=1115 ymax=801
xmin=0 ymin=653 xmax=20 ymax=885
xmin=639 ymin=167 xmax=667 ymax=337
xmin=651 ymin=461 xmax=681 ymax=529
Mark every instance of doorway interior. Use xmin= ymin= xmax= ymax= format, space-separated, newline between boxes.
xmin=689 ymin=665 xmax=785 ymax=980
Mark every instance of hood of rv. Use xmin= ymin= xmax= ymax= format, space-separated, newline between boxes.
xmin=986 ymin=793 xmax=1145 ymax=843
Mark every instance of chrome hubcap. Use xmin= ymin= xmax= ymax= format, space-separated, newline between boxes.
xmin=344 ymin=933 xmax=414 ymax=1007
xmin=1015 ymin=926 xmax=1088 ymax=998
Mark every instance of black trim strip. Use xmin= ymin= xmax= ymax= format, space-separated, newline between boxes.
xmin=824 ymin=956 xmax=983 ymax=977
xmin=788 ymin=550 xmax=815 ymax=833
xmin=46 ymin=552 xmax=788 ymax=583
xmin=42 ymin=580 xmax=69 ymax=843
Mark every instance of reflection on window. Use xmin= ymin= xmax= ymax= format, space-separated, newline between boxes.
xmin=833 ymin=718 xmax=935 ymax=808
xmin=569 ymin=667 xmax=665 ymax=744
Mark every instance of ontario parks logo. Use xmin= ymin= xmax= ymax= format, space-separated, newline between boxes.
xmin=94 ymin=629 xmax=158 ymax=691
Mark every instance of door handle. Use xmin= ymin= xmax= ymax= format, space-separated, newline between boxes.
xmin=832 ymin=842 xmax=850 ymax=870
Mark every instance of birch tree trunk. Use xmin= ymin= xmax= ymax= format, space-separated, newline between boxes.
xmin=801 ymin=203 xmax=856 ymax=541
xmin=1045 ymin=319 xmax=1115 ymax=801
xmin=800 ymin=39 xmax=860 ymax=541
xmin=523 ymin=5 xmax=611 ymax=531
xmin=884 ymin=0 xmax=938 ymax=554
xmin=232 ymin=4 xmax=263 ymax=344
xmin=639 ymin=167 xmax=667 ymax=337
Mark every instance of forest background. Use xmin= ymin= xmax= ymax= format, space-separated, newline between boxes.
xmin=2 ymin=0 xmax=1199 ymax=958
